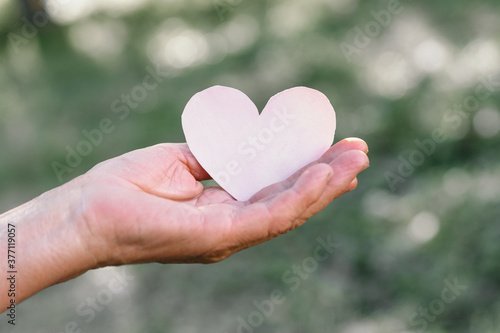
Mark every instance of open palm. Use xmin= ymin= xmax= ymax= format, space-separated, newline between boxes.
xmin=78 ymin=139 xmax=369 ymax=268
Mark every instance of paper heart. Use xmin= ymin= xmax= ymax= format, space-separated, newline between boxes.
xmin=182 ymin=86 xmax=336 ymax=201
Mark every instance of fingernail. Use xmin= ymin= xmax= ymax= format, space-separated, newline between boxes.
xmin=360 ymin=153 xmax=370 ymax=170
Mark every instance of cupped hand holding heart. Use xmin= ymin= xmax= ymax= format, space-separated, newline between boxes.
xmin=2 ymin=85 xmax=368 ymax=308
xmin=86 ymin=86 xmax=367 ymax=265
xmin=182 ymin=86 xmax=337 ymax=201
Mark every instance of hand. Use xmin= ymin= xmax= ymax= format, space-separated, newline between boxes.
xmin=78 ymin=138 xmax=369 ymax=266
xmin=0 ymin=138 xmax=368 ymax=308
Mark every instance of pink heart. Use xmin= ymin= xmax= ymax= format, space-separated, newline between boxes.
xmin=182 ymin=86 xmax=336 ymax=201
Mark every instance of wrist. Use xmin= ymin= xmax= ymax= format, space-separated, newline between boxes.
xmin=0 ymin=176 xmax=98 ymax=306
xmin=42 ymin=176 xmax=101 ymax=276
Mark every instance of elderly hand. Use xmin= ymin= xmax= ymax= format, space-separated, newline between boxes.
xmin=0 ymin=138 xmax=368 ymax=308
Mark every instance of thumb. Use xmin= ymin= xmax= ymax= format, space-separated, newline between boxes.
xmin=152 ymin=171 xmax=205 ymax=200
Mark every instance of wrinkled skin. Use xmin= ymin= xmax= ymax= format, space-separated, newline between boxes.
xmin=0 ymin=138 xmax=368 ymax=308
xmin=80 ymin=138 xmax=369 ymax=266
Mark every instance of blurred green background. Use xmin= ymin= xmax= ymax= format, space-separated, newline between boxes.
xmin=1 ymin=0 xmax=500 ymax=332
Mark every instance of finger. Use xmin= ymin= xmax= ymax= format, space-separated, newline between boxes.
xmin=91 ymin=143 xmax=211 ymax=181
xmin=249 ymin=138 xmax=368 ymax=203
xmin=240 ymin=151 xmax=367 ymax=250
xmin=299 ymin=150 xmax=369 ymax=220
xmin=90 ymin=143 xmax=212 ymax=200
xmin=348 ymin=177 xmax=358 ymax=191
xmin=326 ymin=150 xmax=368 ymax=197
xmin=231 ymin=163 xmax=333 ymax=246
xmin=318 ymin=138 xmax=368 ymax=164
xmin=146 ymin=143 xmax=212 ymax=200
xmin=172 ymin=143 xmax=212 ymax=181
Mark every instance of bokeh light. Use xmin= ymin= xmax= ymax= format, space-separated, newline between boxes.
xmin=407 ymin=211 xmax=440 ymax=244
xmin=473 ymin=107 xmax=500 ymax=138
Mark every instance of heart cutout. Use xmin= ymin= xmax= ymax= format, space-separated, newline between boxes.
xmin=182 ymin=86 xmax=336 ymax=201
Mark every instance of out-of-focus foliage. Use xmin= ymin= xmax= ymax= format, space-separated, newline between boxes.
xmin=1 ymin=0 xmax=500 ymax=332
